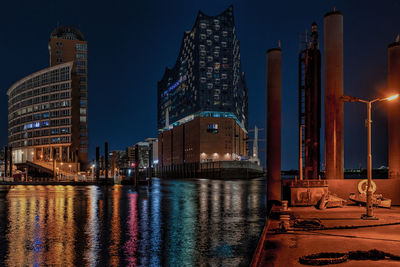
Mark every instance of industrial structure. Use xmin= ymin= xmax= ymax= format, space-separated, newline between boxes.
xmin=298 ymin=22 xmax=321 ymax=180
xmin=266 ymin=45 xmax=282 ymax=205
xmin=6 ymin=26 xmax=88 ymax=176
xmin=388 ymin=35 xmax=400 ymax=179
xmin=324 ymin=9 xmax=344 ymax=179
xmin=157 ymin=6 xmax=249 ymax=171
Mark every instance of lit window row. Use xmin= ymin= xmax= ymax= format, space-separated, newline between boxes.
xmin=76 ymin=43 xmax=88 ymax=51
xmin=9 ymin=67 xmax=71 ymax=98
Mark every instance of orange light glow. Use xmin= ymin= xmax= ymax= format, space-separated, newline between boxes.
xmin=386 ymin=94 xmax=399 ymax=101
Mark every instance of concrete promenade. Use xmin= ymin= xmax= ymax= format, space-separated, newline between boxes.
xmin=252 ymin=206 xmax=400 ymax=266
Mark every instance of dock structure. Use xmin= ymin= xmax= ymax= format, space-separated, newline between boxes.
xmin=388 ymin=36 xmax=400 ymax=179
xmin=298 ymin=22 xmax=321 ymax=180
xmin=266 ymin=45 xmax=282 ymax=206
xmin=324 ymin=9 xmax=344 ymax=179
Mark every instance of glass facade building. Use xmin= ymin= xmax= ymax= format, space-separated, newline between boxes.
xmin=7 ymin=26 xmax=88 ymax=171
xmin=157 ymin=6 xmax=248 ymax=132
xmin=7 ymin=62 xmax=76 ymax=164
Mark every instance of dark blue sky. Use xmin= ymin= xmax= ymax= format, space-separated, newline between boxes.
xmin=0 ymin=0 xmax=399 ymax=170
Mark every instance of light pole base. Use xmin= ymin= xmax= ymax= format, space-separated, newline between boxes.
xmin=361 ymin=214 xmax=379 ymax=220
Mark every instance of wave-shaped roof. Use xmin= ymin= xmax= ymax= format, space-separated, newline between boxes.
xmin=160 ymin=5 xmax=234 ymax=78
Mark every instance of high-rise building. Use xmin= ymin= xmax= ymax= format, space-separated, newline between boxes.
xmin=126 ymin=142 xmax=150 ymax=169
xmin=6 ymin=26 xmax=88 ymax=172
xmin=158 ymin=6 xmax=248 ymax=167
xmin=49 ymin=26 xmax=89 ymax=167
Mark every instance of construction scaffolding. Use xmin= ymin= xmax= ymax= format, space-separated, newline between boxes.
xmin=298 ymin=22 xmax=321 ymax=179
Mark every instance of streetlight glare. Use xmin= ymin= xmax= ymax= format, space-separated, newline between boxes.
xmin=386 ymin=94 xmax=399 ymax=101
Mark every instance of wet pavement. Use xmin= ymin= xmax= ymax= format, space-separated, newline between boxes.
xmin=253 ymin=206 xmax=400 ymax=266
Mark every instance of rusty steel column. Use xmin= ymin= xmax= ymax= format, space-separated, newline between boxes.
xmin=324 ymin=9 xmax=344 ymax=179
xmin=267 ymin=46 xmax=282 ymax=206
xmin=388 ymin=36 xmax=400 ymax=179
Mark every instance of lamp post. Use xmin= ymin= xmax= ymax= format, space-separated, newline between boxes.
xmin=341 ymin=93 xmax=398 ymax=220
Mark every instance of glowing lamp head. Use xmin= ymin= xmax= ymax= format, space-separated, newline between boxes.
xmin=386 ymin=94 xmax=399 ymax=101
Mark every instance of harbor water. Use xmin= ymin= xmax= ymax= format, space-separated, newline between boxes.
xmin=0 ymin=177 xmax=266 ymax=266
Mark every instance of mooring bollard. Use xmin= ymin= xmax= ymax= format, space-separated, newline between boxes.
xmin=281 ymin=200 xmax=288 ymax=211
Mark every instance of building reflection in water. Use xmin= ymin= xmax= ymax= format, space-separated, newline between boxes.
xmin=124 ymin=189 xmax=138 ymax=266
xmin=85 ymin=186 xmax=100 ymax=266
xmin=150 ymin=180 xmax=161 ymax=266
xmin=5 ymin=186 xmax=76 ymax=266
xmin=110 ymin=185 xmax=122 ymax=267
xmin=2 ymin=178 xmax=265 ymax=267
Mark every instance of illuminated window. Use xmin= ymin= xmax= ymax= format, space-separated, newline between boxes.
xmin=76 ymin=44 xmax=88 ymax=51
xmin=76 ymin=53 xmax=87 ymax=59
xmin=207 ymin=124 xmax=218 ymax=133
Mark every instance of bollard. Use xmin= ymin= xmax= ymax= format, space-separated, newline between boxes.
xmin=280 ymin=214 xmax=291 ymax=231
xmin=281 ymin=200 xmax=288 ymax=211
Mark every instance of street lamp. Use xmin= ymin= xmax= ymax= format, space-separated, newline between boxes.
xmin=341 ymin=93 xmax=398 ymax=220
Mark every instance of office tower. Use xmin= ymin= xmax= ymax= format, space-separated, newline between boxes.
xmin=7 ymin=26 xmax=88 ymax=173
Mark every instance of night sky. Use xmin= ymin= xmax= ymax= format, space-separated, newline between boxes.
xmin=0 ymin=0 xmax=399 ymax=170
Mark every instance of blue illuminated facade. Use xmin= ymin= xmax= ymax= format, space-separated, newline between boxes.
xmin=158 ymin=5 xmax=248 ymax=131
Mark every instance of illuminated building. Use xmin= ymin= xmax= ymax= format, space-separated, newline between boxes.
xmin=158 ymin=6 xmax=248 ymax=167
xmin=145 ymin=137 xmax=159 ymax=167
xmin=7 ymin=26 xmax=88 ymax=171
xmin=49 ymin=26 xmax=89 ymax=167
xmin=126 ymin=142 xmax=150 ymax=169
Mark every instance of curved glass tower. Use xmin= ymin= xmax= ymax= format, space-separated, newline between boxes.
xmin=7 ymin=25 xmax=88 ymax=172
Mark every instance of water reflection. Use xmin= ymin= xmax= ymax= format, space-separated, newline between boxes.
xmin=5 ymin=186 xmax=76 ymax=266
xmin=124 ymin=190 xmax=138 ymax=266
xmin=86 ymin=186 xmax=100 ymax=266
xmin=2 ymin=178 xmax=265 ymax=266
